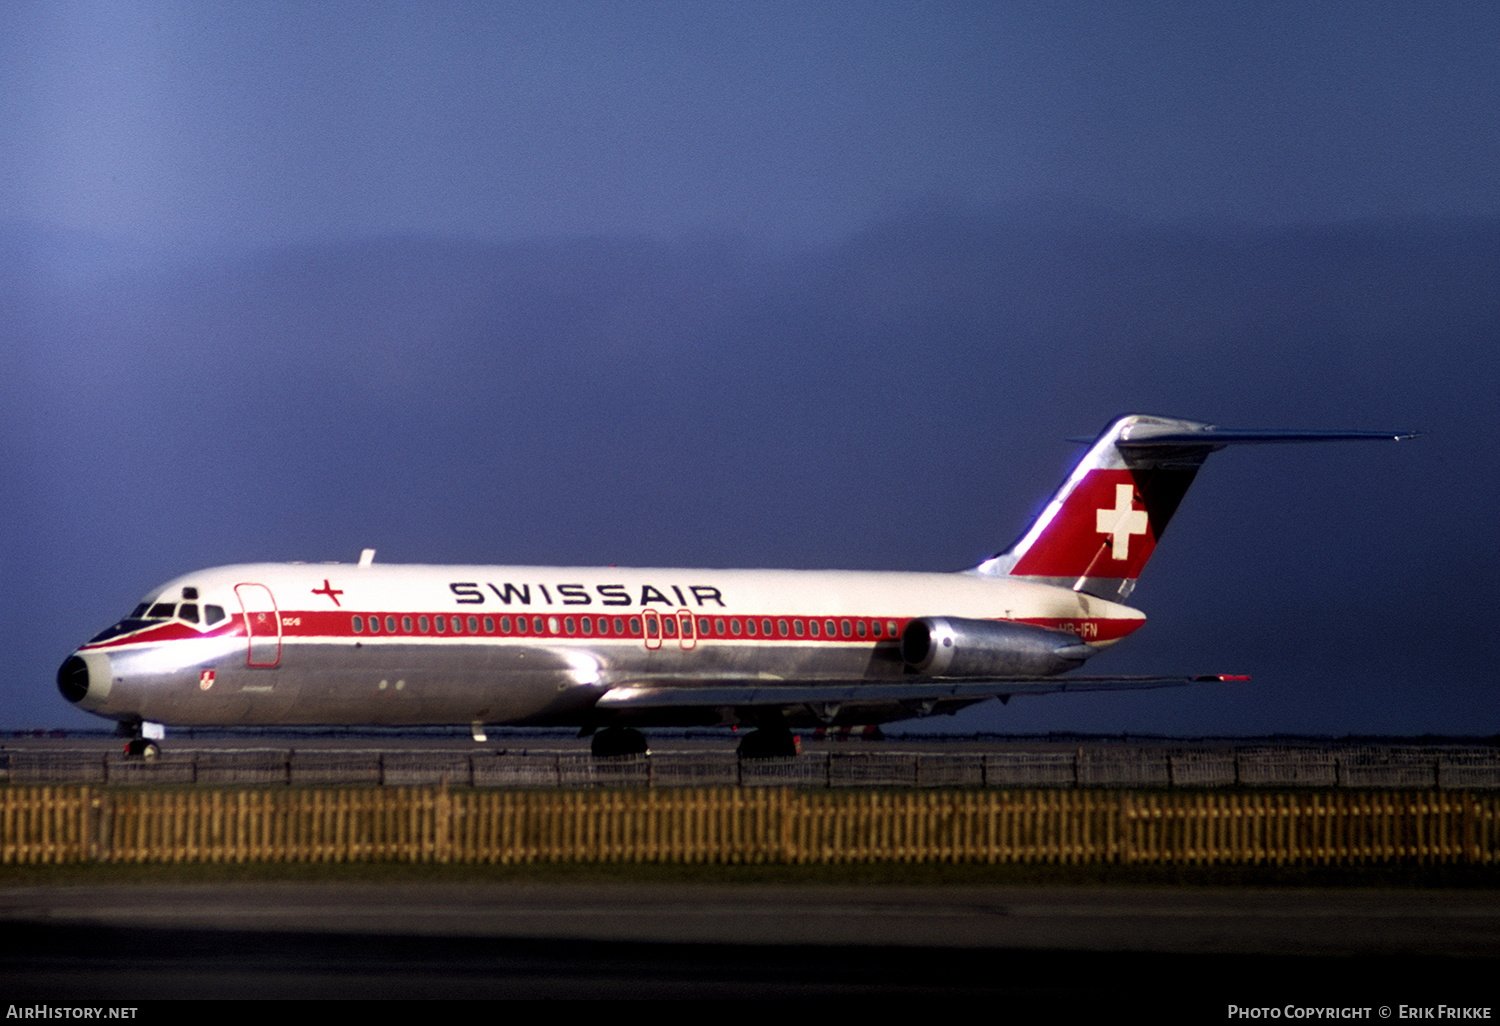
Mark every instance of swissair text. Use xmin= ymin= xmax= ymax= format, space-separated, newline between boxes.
xmin=450 ymin=582 xmax=726 ymax=608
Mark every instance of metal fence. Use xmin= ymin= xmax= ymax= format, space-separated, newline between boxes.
xmin=3 ymin=745 xmax=1498 ymax=789
xmin=2 ymin=785 xmax=1496 ymax=866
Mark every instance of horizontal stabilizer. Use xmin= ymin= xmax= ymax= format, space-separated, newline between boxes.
xmin=1075 ymin=428 xmax=1417 ymax=448
xmin=1112 ymin=428 xmax=1417 ymax=463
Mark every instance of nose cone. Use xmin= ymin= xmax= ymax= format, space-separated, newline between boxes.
xmin=57 ymin=651 xmax=112 ymax=707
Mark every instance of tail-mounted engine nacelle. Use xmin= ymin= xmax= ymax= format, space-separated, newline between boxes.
xmin=900 ymin=617 xmax=1096 ymax=677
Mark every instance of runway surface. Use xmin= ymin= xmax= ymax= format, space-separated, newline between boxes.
xmin=5 ymin=734 xmax=1499 ymax=1002
xmin=3 ymin=883 xmax=1499 ymax=1001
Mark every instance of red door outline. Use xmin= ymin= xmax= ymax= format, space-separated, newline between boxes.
xmin=235 ymin=583 xmax=282 ymax=668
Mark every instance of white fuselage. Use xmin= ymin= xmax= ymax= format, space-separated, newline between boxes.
xmin=64 ymin=562 xmax=1145 ymax=729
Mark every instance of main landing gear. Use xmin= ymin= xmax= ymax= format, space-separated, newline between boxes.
xmin=590 ymin=727 xmax=649 ymax=758
xmin=736 ymin=727 xmax=800 ymax=759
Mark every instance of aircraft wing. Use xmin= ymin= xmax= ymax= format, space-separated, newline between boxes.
xmin=593 ymin=674 xmax=1247 ymax=726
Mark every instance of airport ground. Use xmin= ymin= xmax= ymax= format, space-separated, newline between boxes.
xmin=2 ymin=878 xmax=1499 ymax=1004
xmin=9 ymin=725 xmax=1500 ymax=767
xmin=3 ymin=731 xmax=1498 ymax=1004
xmin=15 ymin=725 xmax=1499 ymax=753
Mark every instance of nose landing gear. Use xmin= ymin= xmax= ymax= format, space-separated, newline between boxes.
xmin=124 ymin=737 xmax=161 ymax=761
xmin=118 ymin=720 xmax=165 ymax=761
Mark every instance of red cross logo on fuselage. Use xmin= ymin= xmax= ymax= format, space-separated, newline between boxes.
xmin=312 ymin=579 xmax=344 ymax=606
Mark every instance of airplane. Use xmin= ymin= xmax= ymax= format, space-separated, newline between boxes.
xmin=57 ymin=414 xmax=1413 ymax=759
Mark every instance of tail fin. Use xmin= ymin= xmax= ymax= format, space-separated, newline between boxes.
xmin=975 ymin=414 xmax=1414 ymax=601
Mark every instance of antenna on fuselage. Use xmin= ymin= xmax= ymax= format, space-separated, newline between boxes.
xmin=358 ymin=548 xmax=376 ymax=567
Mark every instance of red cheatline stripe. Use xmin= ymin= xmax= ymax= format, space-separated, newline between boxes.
xmin=85 ymin=608 xmax=1143 ymax=649
xmin=297 ymin=609 xmax=913 ymax=642
xmin=1013 ymin=616 xmax=1142 ymax=643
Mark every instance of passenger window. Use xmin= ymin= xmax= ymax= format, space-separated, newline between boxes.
xmin=826 ymin=619 xmax=837 ymax=637
xmin=581 ymin=617 xmax=593 ymax=634
xmin=402 ymin=616 xmax=413 ymax=632
xmin=178 ymin=604 xmax=199 ymax=624
xmin=418 ymin=616 xmax=430 ymax=632
xmin=840 ymin=619 xmax=851 ymax=637
xmin=452 ymin=616 xmax=464 ymax=633
xmin=564 ymin=617 xmax=576 ymax=635
xmin=352 ymin=616 xmax=364 ymax=633
xmin=764 ymin=619 xmax=774 ymax=636
xmin=856 ymin=620 xmax=866 ymax=637
xmin=369 ymin=617 xmax=380 ymax=634
xmin=385 ymin=616 xmax=397 ymax=632
xmin=500 ymin=616 xmax=511 ymax=633
xmin=483 ymin=616 xmax=494 ymax=633
xmin=777 ymin=619 xmax=788 ymax=637
xmin=663 ymin=617 xmax=678 ymax=637
xmin=793 ymin=620 xmax=804 ymax=637
xmin=468 ymin=616 xmax=479 ymax=633
xmin=435 ymin=617 xmax=445 ymax=633
xmin=809 ymin=620 xmax=820 ymax=637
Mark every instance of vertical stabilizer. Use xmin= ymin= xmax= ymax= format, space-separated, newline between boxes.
xmin=974 ymin=415 xmax=1414 ymax=602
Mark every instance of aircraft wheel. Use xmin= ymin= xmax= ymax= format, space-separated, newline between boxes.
xmin=737 ymin=728 xmax=799 ymax=759
xmin=125 ymin=738 xmax=161 ymax=760
xmin=590 ymin=727 xmax=648 ymax=758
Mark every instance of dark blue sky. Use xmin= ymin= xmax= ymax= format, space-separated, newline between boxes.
xmin=2 ymin=4 xmax=1497 ymax=734
xmin=6 ymin=3 xmax=1499 ymax=247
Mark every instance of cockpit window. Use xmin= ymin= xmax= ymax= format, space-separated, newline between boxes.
xmin=87 ymin=594 xmax=194 ymax=644
xmin=204 ymin=605 xmax=225 ymax=625
xmin=87 ymin=619 xmax=151 ymax=644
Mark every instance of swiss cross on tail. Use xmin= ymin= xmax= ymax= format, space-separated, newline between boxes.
xmin=1096 ymin=483 xmax=1149 ymax=560
xmin=1006 ymin=468 xmax=1164 ymax=583
xmin=975 ymin=414 xmax=1416 ymax=602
